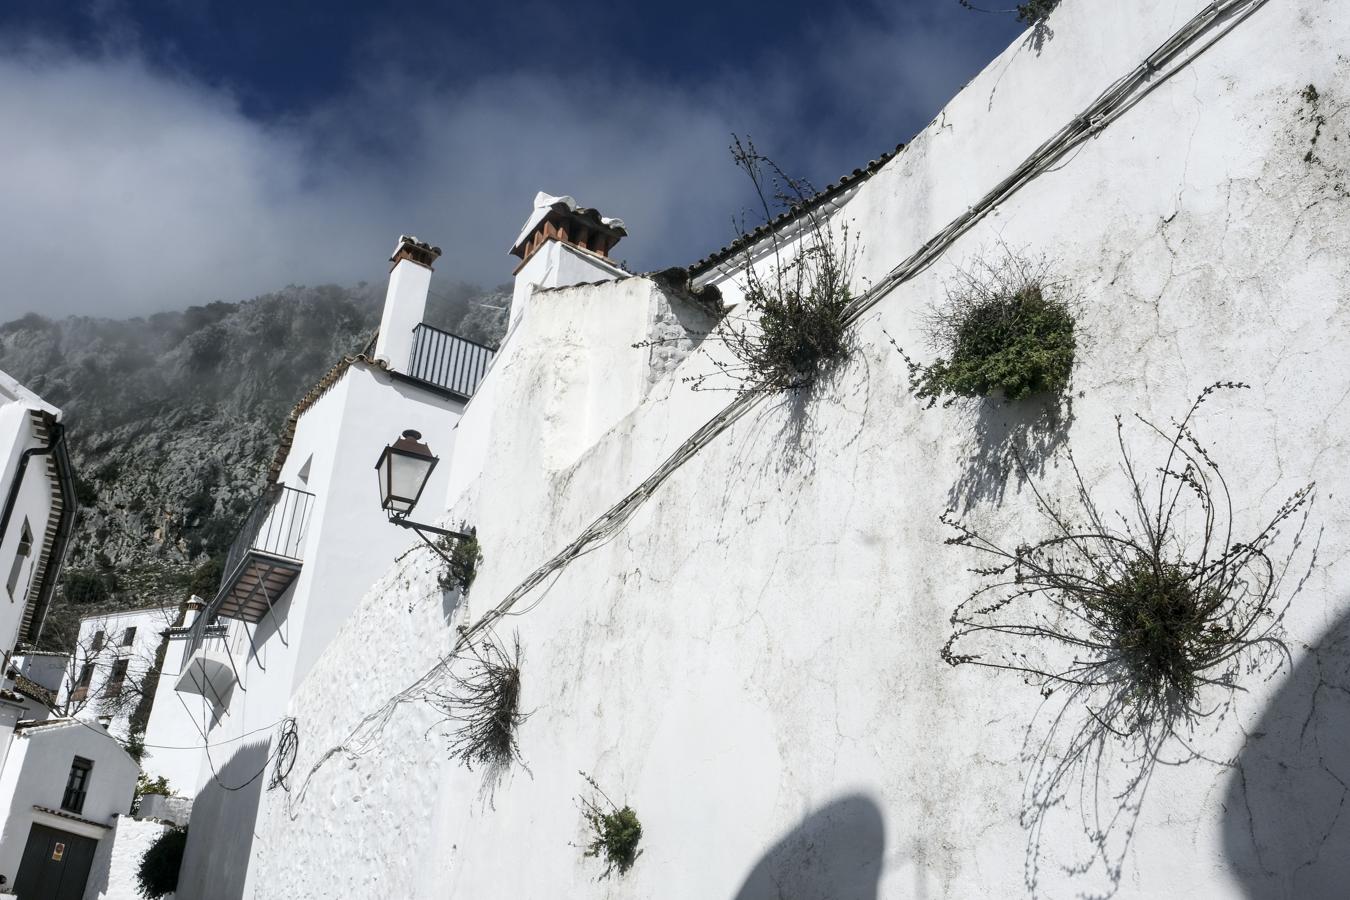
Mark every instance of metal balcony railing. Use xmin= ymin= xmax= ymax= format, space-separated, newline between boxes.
xmin=220 ymin=484 xmax=313 ymax=580
xmin=207 ymin=484 xmax=314 ymax=625
xmin=407 ymin=324 xmax=495 ymax=399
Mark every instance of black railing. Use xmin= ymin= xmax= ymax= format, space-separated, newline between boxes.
xmin=219 ymin=484 xmax=314 ymax=587
xmin=407 ymin=323 xmax=495 ymax=398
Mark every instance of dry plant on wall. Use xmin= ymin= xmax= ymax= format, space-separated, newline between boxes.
xmin=938 ymin=383 xmax=1318 ymax=892
xmin=942 ymin=383 xmax=1313 ymax=735
xmin=894 ymin=253 xmax=1077 ymax=407
xmin=578 ymin=771 xmax=643 ymax=878
xmin=639 ymin=136 xmax=857 ymax=395
xmin=428 ymin=632 xmax=528 ymax=778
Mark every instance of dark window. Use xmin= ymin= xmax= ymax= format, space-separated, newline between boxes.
xmin=90 ymin=630 xmax=105 ymax=653
xmin=121 ymin=627 xmax=136 ymax=647
xmin=70 ymin=663 xmax=95 ymax=702
xmin=103 ymin=659 xmax=128 ymax=697
xmin=61 ymin=757 xmax=92 ymax=814
xmin=6 ymin=519 xmax=32 ymax=598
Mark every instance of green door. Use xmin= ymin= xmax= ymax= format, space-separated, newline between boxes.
xmin=12 ymin=823 xmax=98 ymax=900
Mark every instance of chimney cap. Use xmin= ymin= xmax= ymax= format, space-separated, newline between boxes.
xmin=510 ymin=192 xmax=626 ymax=261
xmin=390 ymin=235 xmax=443 ymax=270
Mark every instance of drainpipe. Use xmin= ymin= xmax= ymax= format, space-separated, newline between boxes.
xmin=0 ymin=417 xmax=78 ymax=643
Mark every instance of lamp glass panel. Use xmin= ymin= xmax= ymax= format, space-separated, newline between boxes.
xmin=389 ymin=449 xmax=435 ymax=508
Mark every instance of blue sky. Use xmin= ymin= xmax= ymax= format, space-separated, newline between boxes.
xmin=0 ymin=1 xmax=1023 ymax=318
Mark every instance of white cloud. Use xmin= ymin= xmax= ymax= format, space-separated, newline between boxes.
xmin=0 ymin=10 xmax=1014 ymax=320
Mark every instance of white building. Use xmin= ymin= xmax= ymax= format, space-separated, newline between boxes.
xmin=221 ymin=1 xmax=1350 ymax=898
xmin=166 ymin=236 xmax=500 ymax=900
xmin=0 ymin=373 xmax=145 ymax=900
xmin=0 ymin=369 xmax=76 ymax=672
xmin=5 ymin=650 xmax=67 ymax=726
xmin=0 ymin=719 xmax=138 ymax=897
xmin=63 ymin=607 xmax=179 ymax=745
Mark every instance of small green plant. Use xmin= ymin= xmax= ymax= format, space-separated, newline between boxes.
xmin=429 ymin=633 xmax=527 ymax=773
xmin=579 ymin=772 xmax=642 ymax=878
xmin=957 ymin=0 xmax=1058 ymax=26
xmin=437 ymin=526 xmax=483 ymax=594
xmin=897 ymin=255 xmax=1076 ymax=405
xmin=1015 ymin=0 xmax=1057 ymax=24
xmin=124 ymin=733 xmax=147 ymax=763
xmin=136 ymin=827 xmax=187 ymax=899
xmin=131 ymin=773 xmax=172 ymax=816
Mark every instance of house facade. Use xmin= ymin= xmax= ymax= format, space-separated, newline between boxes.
xmin=230 ymin=2 xmax=1350 ymax=898
xmin=0 ymin=369 xmax=75 ymax=668
xmin=0 ymin=719 xmax=139 ymax=898
xmin=63 ymin=608 xmax=179 ymax=745
xmin=0 ymin=373 xmax=147 ymax=900
xmin=166 ymin=236 xmax=498 ymax=900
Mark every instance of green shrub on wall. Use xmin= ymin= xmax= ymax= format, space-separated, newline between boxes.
xmin=578 ymin=772 xmax=642 ymax=878
xmin=899 ymin=255 xmax=1076 ymax=404
xmin=137 ymin=827 xmax=187 ymax=899
xmin=437 ymin=526 xmax=483 ymax=594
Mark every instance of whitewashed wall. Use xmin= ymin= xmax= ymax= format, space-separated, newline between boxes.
xmin=84 ymin=816 xmax=175 ymax=900
xmin=251 ymin=2 xmax=1350 ymax=898
xmin=175 ymin=362 xmax=465 ymax=900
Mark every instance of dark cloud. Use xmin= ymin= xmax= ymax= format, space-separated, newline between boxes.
xmin=0 ymin=5 xmax=1019 ymax=319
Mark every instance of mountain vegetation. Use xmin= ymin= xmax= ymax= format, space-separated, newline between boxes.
xmin=0 ymin=281 xmax=508 ymax=652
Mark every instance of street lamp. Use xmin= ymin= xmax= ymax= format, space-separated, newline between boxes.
xmin=375 ymin=429 xmax=438 ymax=516
xmin=375 ymin=430 xmax=471 ymax=545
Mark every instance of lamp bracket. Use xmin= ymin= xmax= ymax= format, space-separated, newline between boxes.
xmin=389 ymin=515 xmax=473 ymax=564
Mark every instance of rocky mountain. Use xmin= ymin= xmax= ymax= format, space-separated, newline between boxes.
xmin=0 ymin=281 xmax=509 ymax=652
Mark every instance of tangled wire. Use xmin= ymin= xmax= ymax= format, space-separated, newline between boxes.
xmin=268 ymin=717 xmax=298 ymax=792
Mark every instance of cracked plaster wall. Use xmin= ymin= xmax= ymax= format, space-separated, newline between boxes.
xmin=248 ymin=1 xmax=1350 ymax=897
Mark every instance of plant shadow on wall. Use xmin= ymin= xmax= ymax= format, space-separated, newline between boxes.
xmin=939 ymin=383 xmax=1318 ymax=898
xmin=1222 ymin=606 xmax=1350 ymax=897
xmin=427 ymin=631 xmax=529 ymax=805
xmin=732 ymin=794 xmax=885 ymax=900
xmin=892 ymin=251 xmax=1078 ymax=512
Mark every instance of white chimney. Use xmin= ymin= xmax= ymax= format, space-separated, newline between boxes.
xmin=374 ymin=235 xmax=442 ymax=372
xmin=508 ymin=193 xmax=626 ymax=328
xmin=181 ymin=594 xmax=207 ymax=628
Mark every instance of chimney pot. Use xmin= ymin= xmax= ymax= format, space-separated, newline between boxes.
xmin=509 ymin=193 xmax=625 ymax=272
xmin=390 ymin=235 xmax=443 ymax=271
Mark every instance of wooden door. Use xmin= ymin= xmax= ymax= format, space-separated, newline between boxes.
xmin=12 ymin=823 xmax=98 ymax=900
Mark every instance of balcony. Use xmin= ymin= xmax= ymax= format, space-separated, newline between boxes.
xmin=407 ymin=323 xmax=495 ymax=399
xmin=209 ymin=484 xmax=314 ymax=624
xmin=175 ymin=644 xmax=236 ymax=702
